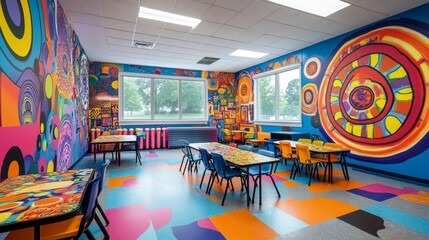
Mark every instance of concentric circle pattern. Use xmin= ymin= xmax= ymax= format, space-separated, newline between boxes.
xmin=302 ymin=83 xmax=318 ymax=116
xmin=319 ymin=25 xmax=429 ymax=162
xmin=304 ymin=57 xmax=321 ymax=80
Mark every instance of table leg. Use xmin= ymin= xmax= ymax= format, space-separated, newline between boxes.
xmin=259 ymin=164 xmax=262 ymax=206
xmin=329 ymin=155 xmax=333 ymax=183
xmin=246 ymin=167 xmax=250 ymax=208
xmin=34 ymin=225 xmax=40 ymax=240
xmin=117 ymin=143 xmax=121 ymax=166
xmin=93 ymin=143 xmax=96 ymax=163
xmin=342 ymin=154 xmax=350 ymax=180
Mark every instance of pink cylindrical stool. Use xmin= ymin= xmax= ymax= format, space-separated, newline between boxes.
xmin=145 ymin=128 xmax=150 ymax=149
xmin=162 ymin=128 xmax=167 ymax=148
xmin=150 ymin=128 xmax=155 ymax=149
xmin=129 ymin=128 xmax=134 ymax=135
xmin=156 ymin=128 xmax=161 ymax=148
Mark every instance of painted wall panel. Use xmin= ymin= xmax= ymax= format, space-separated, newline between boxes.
xmin=236 ymin=4 xmax=429 ymax=181
xmin=0 ymin=0 xmax=89 ymax=179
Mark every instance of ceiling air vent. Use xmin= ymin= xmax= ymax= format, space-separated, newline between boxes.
xmin=197 ymin=57 xmax=220 ymax=65
xmin=133 ymin=41 xmax=155 ymax=49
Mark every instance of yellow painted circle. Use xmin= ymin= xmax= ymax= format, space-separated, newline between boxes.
xmin=45 ymin=74 xmax=53 ymax=99
xmin=40 ymin=122 xmax=45 ymax=133
xmin=0 ymin=0 xmax=32 ymax=58
xmin=47 ymin=161 xmax=55 ymax=172
xmin=111 ymin=80 xmax=118 ymax=89
xmin=42 ymin=140 xmax=47 ymax=151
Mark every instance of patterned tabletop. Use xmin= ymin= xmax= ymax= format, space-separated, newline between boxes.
xmin=190 ymin=142 xmax=279 ymax=167
xmin=91 ymin=135 xmax=137 ymax=144
xmin=0 ymin=169 xmax=93 ymax=229
xmin=274 ymin=140 xmax=350 ymax=154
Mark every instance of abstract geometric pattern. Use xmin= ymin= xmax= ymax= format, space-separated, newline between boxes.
xmin=319 ymin=21 xmax=429 ymax=163
xmin=348 ymin=183 xmax=418 ymax=201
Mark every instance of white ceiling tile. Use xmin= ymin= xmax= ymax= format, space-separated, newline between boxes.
xmin=285 ymin=13 xmax=353 ymax=35
xmin=269 ymin=25 xmax=332 ymax=42
xmin=247 ymin=20 xmax=283 ymax=33
xmin=106 ymin=37 xmax=132 ymax=46
xmin=198 ymin=44 xmax=235 ymax=54
xmin=252 ymin=35 xmax=282 ymax=45
xmin=194 ymin=0 xmax=216 ymax=4
xmin=345 ymin=0 xmax=429 ymax=15
xmin=202 ymin=6 xmax=238 ymax=24
xmin=177 ymin=40 xmax=202 ymax=49
xmin=139 ymin=0 xmax=177 ymax=11
xmin=265 ymin=7 xmax=301 ymax=23
xmin=190 ymin=21 xmax=222 ymax=35
xmin=160 ymin=29 xmax=189 ymax=39
xmin=227 ymin=13 xmax=262 ymax=29
xmin=213 ymin=0 xmax=253 ymax=11
xmin=58 ymin=0 xmax=103 ymax=15
xmin=173 ymin=0 xmax=211 ymax=19
xmin=104 ymin=18 xmax=136 ymax=32
xmin=327 ymin=5 xmax=388 ymax=27
xmin=156 ymin=37 xmax=182 ymax=46
xmin=241 ymin=0 xmax=280 ymax=18
xmin=213 ymin=25 xmax=245 ymax=39
xmin=66 ymin=11 xmax=104 ymax=26
xmin=135 ymin=22 xmax=164 ymax=35
xmin=105 ymin=28 xmax=134 ymax=40
xmin=184 ymin=34 xmax=210 ymax=43
xmin=164 ymin=23 xmax=194 ymax=33
xmin=229 ymin=30 xmax=264 ymax=43
xmin=102 ymin=0 xmax=139 ymax=22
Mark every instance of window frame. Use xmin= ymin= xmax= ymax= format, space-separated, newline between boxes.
xmin=118 ymin=72 xmax=208 ymax=125
xmin=253 ymin=64 xmax=302 ymax=127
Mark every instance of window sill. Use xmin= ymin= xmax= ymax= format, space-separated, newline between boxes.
xmin=253 ymin=120 xmax=302 ymax=127
xmin=119 ymin=119 xmax=209 ymax=126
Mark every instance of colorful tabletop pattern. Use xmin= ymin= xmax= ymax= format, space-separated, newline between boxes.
xmin=190 ymin=142 xmax=279 ymax=167
xmin=0 ymin=169 xmax=93 ymax=228
xmin=91 ymin=135 xmax=137 ymax=144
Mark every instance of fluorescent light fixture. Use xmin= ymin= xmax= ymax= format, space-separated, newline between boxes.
xmin=230 ymin=49 xmax=268 ymax=58
xmin=139 ymin=7 xmax=201 ymax=28
xmin=268 ymin=0 xmax=350 ymax=17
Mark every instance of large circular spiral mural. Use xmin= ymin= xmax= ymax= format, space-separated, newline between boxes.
xmin=319 ymin=23 xmax=429 ymax=163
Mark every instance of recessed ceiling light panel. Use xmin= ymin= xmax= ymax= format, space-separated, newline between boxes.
xmin=230 ymin=49 xmax=268 ymax=58
xmin=139 ymin=7 xmax=201 ymax=28
xmin=268 ymin=0 xmax=350 ymax=17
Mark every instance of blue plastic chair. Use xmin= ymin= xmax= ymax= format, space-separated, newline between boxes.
xmin=94 ymin=159 xmax=110 ymax=238
xmin=245 ymin=149 xmax=280 ymax=203
xmin=211 ymin=153 xmax=246 ymax=205
xmin=199 ymin=148 xmax=218 ymax=194
xmin=237 ymin=144 xmax=253 ymax=151
xmin=179 ymin=140 xmax=202 ymax=174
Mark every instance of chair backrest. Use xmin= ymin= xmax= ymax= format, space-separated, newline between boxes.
xmin=297 ymin=138 xmax=312 ymax=144
xmin=324 ymin=142 xmax=343 ymax=161
xmin=199 ymin=148 xmax=212 ymax=169
xmin=312 ymin=140 xmax=324 ymax=146
xmin=81 ymin=174 xmax=101 ymax=222
xmin=211 ymin=153 xmax=227 ymax=178
xmin=296 ymin=144 xmax=311 ymax=164
xmin=279 ymin=141 xmax=293 ymax=158
xmin=257 ymin=149 xmax=275 ymax=157
xmin=237 ymin=145 xmax=252 ymax=151
xmin=97 ymin=159 xmax=110 ymax=196
xmin=229 ymin=143 xmax=238 ymax=148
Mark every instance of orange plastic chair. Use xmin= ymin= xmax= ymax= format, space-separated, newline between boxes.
xmin=297 ymin=138 xmax=312 ymax=144
xmin=321 ymin=142 xmax=348 ymax=180
xmin=294 ymin=144 xmax=322 ymax=186
xmin=279 ymin=141 xmax=298 ymax=178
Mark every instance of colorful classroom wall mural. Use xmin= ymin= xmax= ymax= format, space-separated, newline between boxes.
xmin=0 ymin=1 xmax=89 ymax=180
xmin=236 ymin=4 xmax=429 ymax=180
xmin=89 ymin=62 xmax=239 ymax=141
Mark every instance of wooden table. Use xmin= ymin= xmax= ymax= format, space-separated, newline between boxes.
xmin=275 ymin=140 xmax=350 ymax=183
xmin=91 ymin=135 xmax=140 ymax=166
xmin=0 ymin=169 xmax=94 ymax=240
xmin=190 ymin=142 xmax=280 ymax=207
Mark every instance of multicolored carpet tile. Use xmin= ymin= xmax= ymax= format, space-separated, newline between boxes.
xmin=64 ymin=148 xmax=429 ymax=240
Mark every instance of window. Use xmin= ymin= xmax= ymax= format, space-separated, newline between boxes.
xmin=254 ymin=64 xmax=302 ymax=126
xmin=119 ymin=73 xmax=207 ymax=124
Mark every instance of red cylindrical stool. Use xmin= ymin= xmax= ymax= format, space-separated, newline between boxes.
xmin=150 ymin=128 xmax=155 ymax=149
xmin=156 ymin=128 xmax=161 ymax=148
xmin=129 ymin=128 xmax=134 ymax=135
xmin=162 ymin=127 xmax=167 ymax=148
xmin=145 ymin=128 xmax=150 ymax=149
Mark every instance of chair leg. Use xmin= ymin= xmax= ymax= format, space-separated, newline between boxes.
xmin=199 ymin=168 xmax=207 ymax=189
xmin=221 ymin=179 xmax=230 ymax=206
xmin=96 ymin=201 xmax=110 ymax=225
xmin=94 ymin=212 xmax=110 ymax=239
xmin=269 ymin=175 xmax=281 ymax=197
xmin=206 ymin=171 xmax=214 ymax=194
xmin=308 ymin=166 xmax=313 ymax=186
xmin=182 ymin=158 xmax=189 ymax=175
xmin=252 ymin=176 xmax=258 ymax=204
xmin=179 ymin=155 xmax=186 ymax=171
xmin=84 ymin=229 xmax=97 ymax=240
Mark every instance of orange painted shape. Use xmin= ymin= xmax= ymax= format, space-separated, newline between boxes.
xmin=373 ymin=124 xmax=383 ymax=138
xmin=378 ymin=55 xmax=397 ymax=73
xmin=399 ymin=191 xmax=429 ymax=205
xmin=394 ymin=100 xmax=411 ymax=115
xmin=275 ymin=197 xmax=358 ymax=225
xmin=210 ymin=209 xmax=279 ymax=240
xmin=273 ymin=170 xmax=292 ymax=178
xmin=283 ymin=181 xmax=301 ymax=188
xmin=1 ymin=73 xmax=20 ymax=126
xmin=208 ymin=196 xmax=220 ymax=202
xmin=108 ymin=176 xmax=137 ymax=189
xmin=370 ymin=107 xmax=380 ymax=117
xmin=306 ymin=179 xmax=365 ymax=194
